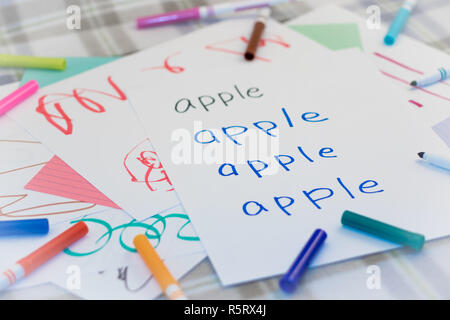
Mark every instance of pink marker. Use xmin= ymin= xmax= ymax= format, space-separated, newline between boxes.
xmin=137 ymin=0 xmax=291 ymax=29
xmin=0 ymin=80 xmax=39 ymax=117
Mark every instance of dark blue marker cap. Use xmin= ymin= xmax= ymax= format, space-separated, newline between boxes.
xmin=0 ymin=218 xmax=49 ymax=236
xmin=279 ymin=228 xmax=327 ymax=294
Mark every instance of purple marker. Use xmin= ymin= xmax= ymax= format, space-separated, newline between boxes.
xmin=279 ymin=229 xmax=327 ymax=294
xmin=137 ymin=0 xmax=291 ymax=29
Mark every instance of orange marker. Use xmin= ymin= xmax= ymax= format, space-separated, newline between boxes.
xmin=0 ymin=222 xmax=88 ymax=291
xmin=133 ymin=234 xmax=187 ymax=300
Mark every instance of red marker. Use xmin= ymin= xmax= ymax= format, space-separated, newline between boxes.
xmin=0 ymin=222 xmax=88 ymax=291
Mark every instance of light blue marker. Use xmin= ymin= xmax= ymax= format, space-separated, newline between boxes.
xmin=418 ymin=152 xmax=450 ymax=171
xmin=384 ymin=0 xmax=417 ymax=46
xmin=410 ymin=67 xmax=450 ymax=87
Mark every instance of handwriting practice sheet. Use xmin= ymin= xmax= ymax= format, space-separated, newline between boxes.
xmin=128 ymin=50 xmax=450 ymax=285
xmin=7 ymin=18 xmax=326 ymax=224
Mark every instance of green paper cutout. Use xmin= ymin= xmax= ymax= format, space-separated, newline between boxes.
xmin=289 ymin=23 xmax=363 ymax=51
xmin=20 ymin=56 xmax=119 ymax=88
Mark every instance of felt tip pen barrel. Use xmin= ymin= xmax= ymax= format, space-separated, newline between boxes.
xmin=418 ymin=152 xmax=450 ymax=171
xmin=0 ymin=80 xmax=39 ymax=117
xmin=0 ymin=222 xmax=88 ymax=291
xmin=0 ymin=219 xmax=49 ymax=237
xmin=279 ymin=229 xmax=327 ymax=294
xmin=245 ymin=8 xmax=271 ymax=61
xmin=384 ymin=0 xmax=417 ymax=46
xmin=136 ymin=0 xmax=290 ymax=29
xmin=410 ymin=67 xmax=450 ymax=87
xmin=133 ymin=234 xmax=187 ymax=300
xmin=0 ymin=54 xmax=66 ymax=70
xmin=341 ymin=210 xmax=425 ymax=251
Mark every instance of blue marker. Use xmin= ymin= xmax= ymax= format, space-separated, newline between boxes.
xmin=418 ymin=152 xmax=450 ymax=171
xmin=384 ymin=0 xmax=417 ymax=46
xmin=410 ymin=67 xmax=450 ymax=87
xmin=0 ymin=219 xmax=49 ymax=236
xmin=279 ymin=229 xmax=327 ymax=293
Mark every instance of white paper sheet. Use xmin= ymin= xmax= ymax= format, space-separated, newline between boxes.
xmin=288 ymin=5 xmax=450 ymax=138
xmin=7 ymin=18 xmax=327 ymax=222
xmin=0 ymin=83 xmax=103 ymax=225
xmin=0 ymin=83 xmax=205 ymax=297
xmin=127 ymin=50 xmax=450 ymax=285
xmin=4 ymin=19 xmax=327 ymax=294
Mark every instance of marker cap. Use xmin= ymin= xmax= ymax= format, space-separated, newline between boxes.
xmin=137 ymin=8 xmax=200 ymax=29
xmin=279 ymin=228 xmax=327 ymax=293
xmin=0 ymin=55 xmax=66 ymax=70
xmin=0 ymin=219 xmax=49 ymax=236
xmin=341 ymin=210 xmax=425 ymax=251
xmin=17 ymin=221 xmax=88 ymax=275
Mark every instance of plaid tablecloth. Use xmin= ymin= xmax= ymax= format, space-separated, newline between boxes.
xmin=1 ymin=0 xmax=450 ymax=299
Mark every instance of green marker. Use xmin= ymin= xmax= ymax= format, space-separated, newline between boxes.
xmin=341 ymin=210 xmax=425 ymax=251
xmin=0 ymin=54 xmax=66 ymax=70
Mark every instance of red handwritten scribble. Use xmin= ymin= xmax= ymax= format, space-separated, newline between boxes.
xmin=374 ymin=52 xmax=423 ymax=75
xmin=240 ymin=35 xmax=291 ymax=48
xmin=36 ymin=76 xmax=127 ymax=135
xmin=205 ymin=34 xmax=290 ymax=62
xmin=142 ymin=52 xmax=185 ymax=74
xmin=374 ymin=52 xmax=450 ymax=102
xmin=408 ymin=100 xmax=423 ymax=108
xmin=124 ymin=139 xmax=174 ymax=192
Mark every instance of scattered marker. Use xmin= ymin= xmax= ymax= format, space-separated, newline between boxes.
xmin=410 ymin=67 xmax=450 ymax=87
xmin=0 ymin=54 xmax=66 ymax=70
xmin=418 ymin=151 xmax=450 ymax=171
xmin=245 ymin=8 xmax=271 ymax=61
xmin=0 ymin=222 xmax=88 ymax=291
xmin=384 ymin=0 xmax=417 ymax=46
xmin=0 ymin=219 xmax=49 ymax=237
xmin=341 ymin=210 xmax=425 ymax=251
xmin=279 ymin=228 xmax=327 ymax=294
xmin=0 ymin=80 xmax=39 ymax=117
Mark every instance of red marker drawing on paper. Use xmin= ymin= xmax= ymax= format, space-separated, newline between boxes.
xmin=408 ymin=100 xmax=423 ymax=108
xmin=36 ymin=76 xmax=127 ymax=135
xmin=142 ymin=52 xmax=185 ymax=74
xmin=374 ymin=52 xmax=450 ymax=103
xmin=205 ymin=34 xmax=290 ymax=62
xmin=124 ymin=140 xmax=174 ymax=192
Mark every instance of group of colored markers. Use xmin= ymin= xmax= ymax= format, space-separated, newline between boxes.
xmin=0 ymin=219 xmax=186 ymax=300
xmin=0 ymin=0 xmax=449 ymax=299
xmin=0 ymin=209 xmax=428 ymax=297
xmin=383 ymin=0 xmax=450 ymax=87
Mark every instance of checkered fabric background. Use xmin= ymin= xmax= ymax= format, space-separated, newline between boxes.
xmin=1 ymin=0 xmax=449 ymax=299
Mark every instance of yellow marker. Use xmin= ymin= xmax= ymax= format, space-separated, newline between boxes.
xmin=0 ymin=54 xmax=66 ymax=70
xmin=133 ymin=234 xmax=187 ymax=300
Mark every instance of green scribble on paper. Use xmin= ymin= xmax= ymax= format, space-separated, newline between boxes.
xmin=289 ymin=23 xmax=363 ymax=51
xmin=63 ymin=213 xmax=199 ymax=257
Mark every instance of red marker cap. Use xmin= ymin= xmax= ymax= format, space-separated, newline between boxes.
xmin=17 ymin=222 xmax=88 ymax=275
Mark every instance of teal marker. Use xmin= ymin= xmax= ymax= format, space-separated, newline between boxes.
xmin=384 ymin=0 xmax=417 ymax=46
xmin=341 ymin=210 xmax=425 ymax=251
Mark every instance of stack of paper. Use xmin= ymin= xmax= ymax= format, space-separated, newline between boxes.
xmin=1 ymin=5 xmax=449 ymax=298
